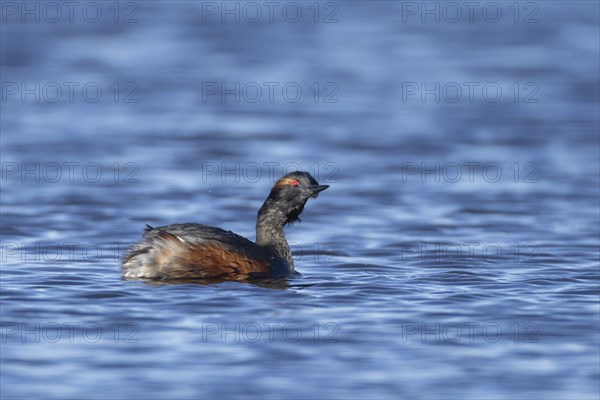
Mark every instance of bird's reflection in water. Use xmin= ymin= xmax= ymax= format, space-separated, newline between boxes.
xmin=136 ymin=277 xmax=295 ymax=290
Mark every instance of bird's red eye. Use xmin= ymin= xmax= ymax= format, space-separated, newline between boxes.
xmin=292 ymin=179 xmax=299 ymax=186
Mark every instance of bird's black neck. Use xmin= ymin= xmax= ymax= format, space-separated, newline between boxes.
xmin=255 ymin=203 xmax=293 ymax=269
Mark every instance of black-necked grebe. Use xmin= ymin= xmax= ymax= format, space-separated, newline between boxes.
xmin=122 ymin=171 xmax=329 ymax=281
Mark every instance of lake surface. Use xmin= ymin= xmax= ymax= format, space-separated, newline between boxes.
xmin=1 ymin=1 xmax=599 ymax=399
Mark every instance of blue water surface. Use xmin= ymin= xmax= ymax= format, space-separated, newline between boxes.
xmin=1 ymin=1 xmax=599 ymax=399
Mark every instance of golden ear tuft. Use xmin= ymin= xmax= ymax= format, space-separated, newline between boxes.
xmin=274 ymin=177 xmax=300 ymax=190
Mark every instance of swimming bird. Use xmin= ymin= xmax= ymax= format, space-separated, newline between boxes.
xmin=122 ymin=171 xmax=329 ymax=281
